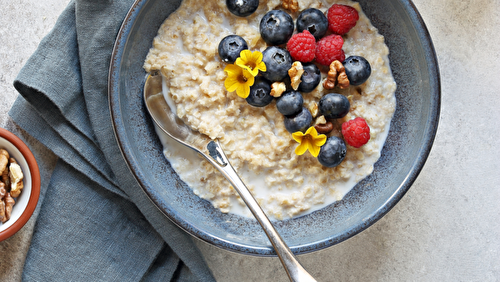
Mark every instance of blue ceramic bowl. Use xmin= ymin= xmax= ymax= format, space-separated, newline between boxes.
xmin=109 ymin=0 xmax=440 ymax=255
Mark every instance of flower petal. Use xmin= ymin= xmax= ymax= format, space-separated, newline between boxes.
xmin=308 ymin=142 xmax=321 ymax=157
xmin=240 ymin=49 xmax=252 ymax=62
xmin=292 ymin=131 xmax=304 ymax=143
xmin=236 ymin=61 xmax=259 ymax=77
xmin=256 ymin=61 xmax=267 ymax=72
xmin=242 ymin=66 xmax=260 ymax=77
xmin=243 ymin=70 xmax=255 ymax=82
xmin=235 ymin=83 xmax=250 ymax=98
xmin=224 ymin=75 xmax=239 ymax=92
xmin=295 ymin=142 xmax=308 ymax=155
xmin=224 ymin=64 xmax=241 ymax=75
xmin=234 ymin=73 xmax=253 ymax=98
xmin=253 ymin=50 xmax=263 ymax=63
xmin=305 ymin=126 xmax=316 ymax=136
xmin=235 ymin=57 xmax=246 ymax=68
xmin=313 ymin=134 xmax=327 ymax=147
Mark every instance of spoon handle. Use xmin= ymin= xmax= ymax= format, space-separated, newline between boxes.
xmin=204 ymin=141 xmax=317 ymax=282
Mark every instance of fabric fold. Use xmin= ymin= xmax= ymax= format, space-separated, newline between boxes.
xmin=22 ymin=159 xmax=165 ymax=281
xmin=10 ymin=0 xmax=215 ymax=280
xmin=10 ymin=96 xmax=127 ymax=199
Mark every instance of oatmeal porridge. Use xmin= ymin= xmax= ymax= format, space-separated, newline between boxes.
xmin=144 ymin=0 xmax=397 ymax=220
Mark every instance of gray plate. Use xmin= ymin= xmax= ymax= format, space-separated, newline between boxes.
xmin=109 ymin=0 xmax=440 ymax=256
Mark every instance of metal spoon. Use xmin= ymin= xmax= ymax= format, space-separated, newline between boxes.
xmin=144 ymin=72 xmax=317 ymax=282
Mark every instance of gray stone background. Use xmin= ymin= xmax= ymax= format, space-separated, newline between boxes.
xmin=1 ymin=0 xmax=499 ymax=281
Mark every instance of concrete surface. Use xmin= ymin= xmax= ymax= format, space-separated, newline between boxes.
xmin=1 ymin=0 xmax=499 ymax=281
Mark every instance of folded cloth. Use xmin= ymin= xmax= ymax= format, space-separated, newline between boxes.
xmin=9 ymin=0 xmax=215 ymax=281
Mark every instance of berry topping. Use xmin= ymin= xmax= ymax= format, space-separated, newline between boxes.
xmin=276 ymin=90 xmax=303 ymax=116
xmin=341 ymin=117 xmax=370 ymax=148
xmin=260 ymin=10 xmax=295 ymax=46
xmin=246 ymin=77 xmax=274 ymax=107
xmin=317 ymin=136 xmax=346 ymax=167
xmin=286 ymin=30 xmax=316 ymax=63
xmin=218 ymin=35 xmax=248 ymax=64
xmin=296 ymin=8 xmax=328 ymax=40
xmin=318 ymin=93 xmax=350 ymax=119
xmin=284 ymin=107 xmax=312 ymax=133
xmin=226 ymin=0 xmax=259 ymax=17
xmin=327 ymin=4 xmax=359 ymax=35
xmin=315 ymin=34 xmax=345 ymax=66
xmin=261 ymin=46 xmax=293 ymax=82
xmin=343 ymin=56 xmax=371 ymax=86
xmin=298 ymin=63 xmax=321 ymax=93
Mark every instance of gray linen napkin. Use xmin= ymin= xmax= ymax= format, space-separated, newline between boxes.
xmin=9 ymin=0 xmax=215 ymax=281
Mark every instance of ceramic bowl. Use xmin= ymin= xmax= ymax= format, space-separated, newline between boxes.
xmin=109 ymin=0 xmax=440 ymax=255
xmin=0 ymin=128 xmax=40 ymax=242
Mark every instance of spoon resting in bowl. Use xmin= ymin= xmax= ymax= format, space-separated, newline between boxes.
xmin=143 ymin=72 xmax=317 ymax=282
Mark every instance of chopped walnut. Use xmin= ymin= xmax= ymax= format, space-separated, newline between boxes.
xmin=323 ymin=60 xmax=350 ymax=90
xmin=3 ymin=193 xmax=14 ymax=222
xmin=0 ymin=182 xmax=5 ymax=199
xmin=9 ymin=162 xmax=24 ymax=198
xmin=0 ymin=201 xmax=5 ymax=223
xmin=270 ymin=82 xmax=286 ymax=97
xmin=0 ymin=149 xmax=9 ymax=159
xmin=282 ymin=0 xmax=299 ymax=12
xmin=288 ymin=61 xmax=304 ymax=90
xmin=337 ymin=72 xmax=350 ymax=89
xmin=309 ymin=102 xmax=319 ymax=118
xmin=1 ymin=166 xmax=8 ymax=188
xmin=0 ymin=154 xmax=7 ymax=178
xmin=0 ymin=149 xmax=25 ymax=224
xmin=314 ymin=115 xmax=327 ymax=125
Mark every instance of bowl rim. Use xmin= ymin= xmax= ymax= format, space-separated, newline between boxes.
xmin=0 ymin=127 xmax=41 ymax=242
xmin=109 ymin=0 xmax=441 ymax=255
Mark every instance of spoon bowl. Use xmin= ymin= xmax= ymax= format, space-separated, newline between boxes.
xmin=144 ymin=72 xmax=208 ymax=151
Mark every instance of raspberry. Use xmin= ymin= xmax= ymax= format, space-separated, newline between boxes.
xmin=315 ymin=34 xmax=345 ymax=66
xmin=286 ymin=30 xmax=316 ymax=63
xmin=327 ymin=4 xmax=359 ymax=35
xmin=341 ymin=117 xmax=370 ymax=148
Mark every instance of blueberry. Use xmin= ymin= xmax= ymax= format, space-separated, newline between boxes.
xmin=226 ymin=0 xmax=259 ymax=17
xmin=246 ymin=77 xmax=274 ymax=107
xmin=260 ymin=10 xmax=294 ymax=45
xmin=218 ymin=35 xmax=248 ymax=64
xmin=296 ymin=8 xmax=328 ymax=40
xmin=343 ymin=56 xmax=371 ymax=86
xmin=261 ymin=46 xmax=292 ymax=82
xmin=297 ymin=63 xmax=321 ymax=93
xmin=318 ymin=93 xmax=350 ymax=119
xmin=317 ymin=136 xmax=346 ymax=167
xmin=276 ymin=90 xmax=303 ymax=116
xmin=284 ymin=107 xmax=312 ymax=133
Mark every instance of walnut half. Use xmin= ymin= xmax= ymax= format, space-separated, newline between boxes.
xmin=282 ymin=0 xmax=299 ymax=12
xmin=270 ymin=82 xmax=286 ymax=97
xmin=288 ymin=61 xmax=304 ymax=90
xmin=323 ymin=60 xmax=350 ymax=90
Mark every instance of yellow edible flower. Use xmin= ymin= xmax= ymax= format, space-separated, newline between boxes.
xmin=224 ymin=64 xmax=255 ymax=98
xmin=292 ymin=126 xmax=327 ymax=158
xmin=235 ymin=50 xmax=267 ymax=77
